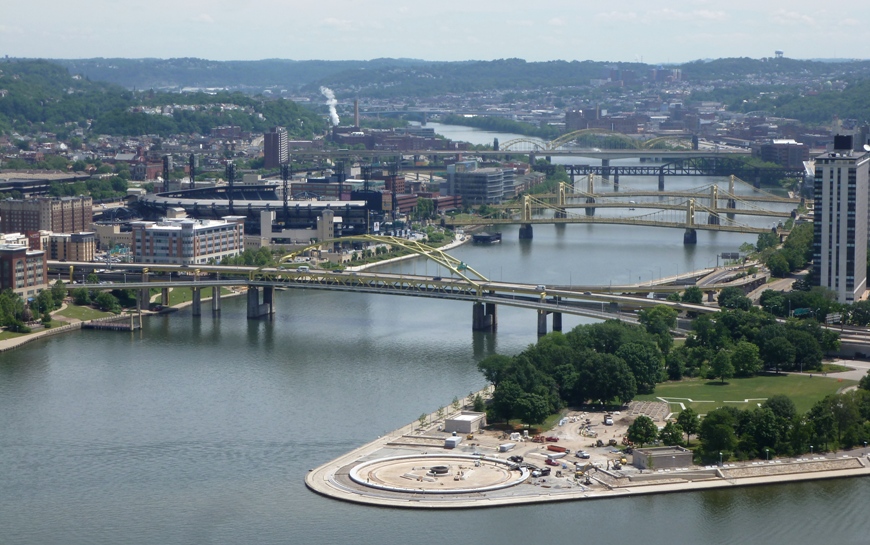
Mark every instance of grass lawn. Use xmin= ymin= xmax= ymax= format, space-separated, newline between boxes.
xmin=0 ymin=330 xmax=26 ymax=340
xmin=166 ymin=287 xmax=233 ymax=306
xmin=636 ymin=374 xmax=857 ymax=415
xmin=55 ymin=305 xmax=115 ymax=321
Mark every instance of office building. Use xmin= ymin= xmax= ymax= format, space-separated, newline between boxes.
xmin=445 ymin=162 xmax=505 ymax=205
xmin=131 ymin=217 xmax=245 ymax=265
xmin=813 ymin=135 xmax=870 ymax=303
xmin=48 ymin=232 xmax=97 ymax=262
xmin=0 ymin=244 xmax=47 ymax=298
xmin=264 ymin=126 xmax=288 ymax=169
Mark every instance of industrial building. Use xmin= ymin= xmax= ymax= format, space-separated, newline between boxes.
xmin=812 ymin=135 xmax=870 ymax=303
xmin=631 ymin=446 xmax=694 ymax=470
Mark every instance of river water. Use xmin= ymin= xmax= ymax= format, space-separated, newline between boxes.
xmin=2 ymin=125 xmax=866 ymax=545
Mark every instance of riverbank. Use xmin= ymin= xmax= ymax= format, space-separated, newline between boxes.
xmin=305 ymin=400 xmax=870 ymax=509
xmin=346 ymin=232 xmax=471 ymax=272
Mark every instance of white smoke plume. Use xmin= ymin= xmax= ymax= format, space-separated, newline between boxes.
xmin=320 ymin=86 xmax=340 ymax=126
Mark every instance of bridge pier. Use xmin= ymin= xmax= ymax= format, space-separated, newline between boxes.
xmin=601 ymin=159 xmax=610 ymax=182
xmin=555 ymin=208 xmax=567 ymax=219
xmin=707 ymin=214 xmax=720 ymax=225
xmin=472 ymin=302 xmax=496 ymax=331
xmin=212 ymin=287 xmax=221 ymax=314
xmin=161 ymin=287 xmax=170 ymax=306
xmin=519 ymin=224 xmax=534 ymax=239
xmin=683 ymin=228 xmax=697 ymax=245
xmin=537 ymin=310 xmax=548 ymax=336
xmin=658 ymin=171 xmax=665 ymax=191
xmin=585 ymin=197 xmax=596 ymax=216
xmin=191 ymin=287 xmax=201 ymax=316
xmin=247 ymin=286 xmax=276 ymax=319
xmin=612 ymin=172 xmax=619 ymax=189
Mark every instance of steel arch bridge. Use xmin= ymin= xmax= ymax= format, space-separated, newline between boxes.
xmin=258 ymin=235 xmax=489 ymax=288
xmin=500 ymin=129 xmax=694 ymax=152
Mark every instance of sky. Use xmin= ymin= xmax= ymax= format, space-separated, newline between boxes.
xmin=2 ymin=0 xmax=868 ymax=64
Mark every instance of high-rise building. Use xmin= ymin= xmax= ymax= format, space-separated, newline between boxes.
xmin=813 ymin=135 xmax=870 ymax=303
xmin=444 ymin=161 xmax=505 ymax=205
xmin=263 ymin=126 xmax=288 ymax=169
xmin=0 ymin=196 xmax=93 ymax=234
xmin=131 ymin=217 xmax=244 ymax=265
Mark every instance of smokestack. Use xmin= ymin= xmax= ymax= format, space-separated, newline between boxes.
xmin=354 ymin=99 xmax=359 ymax=129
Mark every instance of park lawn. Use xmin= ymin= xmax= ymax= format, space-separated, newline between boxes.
xmin=166 ymin=286 xmax=232 ymax=306
xmin=56 ymin=304 xmax=115 ymax=321
xmin=635 ymin=374 xmax=857 ymax=416
xmin=0 ymin=330 xmax=26 ymax=340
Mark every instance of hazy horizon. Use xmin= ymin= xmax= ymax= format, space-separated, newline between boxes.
xmin=3 ymin=1 xmax=868 ymax=64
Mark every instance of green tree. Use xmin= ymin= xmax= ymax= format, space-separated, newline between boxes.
xmin=473 ymin=394 xmax=486 ymax=412
xmin=761 ymin=336 xmax=795 ymax=373
xmin=676 ymin=407 xmax=700 ymax=446
xmin=477 ymin=354 xmax=513 ymax=388
xmin=699 ymin=408 xmax=739 ymax=460
xmin=515 ymin=393 xmax=551 ymax=426
xmin=659 ymin=421 xmax=684 ymax=446
xmin=627 ymin=415 xmax=658 ymax=447
xmin=93 ymin=292 xmax=120 ymax=313
xmin=72 ymin=287 xmax=90 ymax=305
xmin=710 ymin=350 xmax=735 ymax=383
xmin=718 ymin=287 xmax=752 ymax=310
xmin=51 ymin=279 xmax=68 ymax=307
xmin=616 ymin=341 xmax=663 ymax=395
xmin=731 ymin=341 xmax=762 ymax=377
xmin=681 ymin=286 xmax=703 ymax=304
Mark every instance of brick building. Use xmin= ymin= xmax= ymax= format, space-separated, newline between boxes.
xmin=0 ymin=196 xmax=93 ymax=234
xmin=131 ymin=217 xmax=245 ymax=265
xmin=0 ymin=244 xmax=47 ymax=298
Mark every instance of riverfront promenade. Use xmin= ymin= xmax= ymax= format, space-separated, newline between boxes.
xmin=305 ymin=402 xmax=870 ymax=509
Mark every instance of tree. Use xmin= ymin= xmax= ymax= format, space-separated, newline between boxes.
xmin=659 ymin=421 xmax=684 ymax=446
xmin=627 ymin=415 xmax=658 ymax=447
xmin=761 ymin=336 xmax=795 ymax=373
xmin=699 ymin=408 xmax=739 ymax=459
xmin=51 ymin=279 xmax=68 ymax=307
xmin=473 ymin=394 xmax=486 ymax=412
xmin=477 ymin=354 xmax=513 ymax=388
xmin=515 ymin=393 xmax=551 ymax=426
xmin=93 ymin=292 xmax=120 ymax=313
xmin=33 ymin=290 xmax=55 ymax=314
xmin=72 ymin=287 xmax=90 ymax=305
xmin=860 ymin=370 xmax=870 ymax=391
xmin=490 ymin=380 xmax=523 ymax=422
xmin=718 ymin=287 xmax=752 ymax=310
xmin=766 ymin=252 xmax=791 ymax=278
xmin=731 ymin=341 xmax=762 ymax=377
xmin=681 ymin=286 xmax=704 ymax=304
xmin=677 ymin=408 xmax=700 ymax=446
xmin=638 ymin=305 xmax=678 ymax=353
xmin=710 ymin=350 xmax=735 ymax=383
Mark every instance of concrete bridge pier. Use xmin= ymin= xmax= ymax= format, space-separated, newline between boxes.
xmin=601 ymin=159 xmax=610 ymax=182
xmin=707 ymin=291 xmax=716 ymax=302
xmin=707 ymin=214 xmax=720 ymax=225
xmin=683 ymin=228 xmax=697 ymax=245
xmin=161 ymin=287 xmax=170 ymax=306
xmin=191 ymin=287 xmax=201 ymax=317
xmin=247 ymin=286 xmax=276 ymax=319
xmin=585 ymin=197 xmax=596 ymax=216
xmin=537 ymin=310 xmax=548 ymax=336
xmin=658 ymin=171 xmax=665 ymax=191
xmin=212 ymin=288 xmax=221 ymax=314
xmin=552 ymin=312 xmax=562 ymax=332
xmin=485 ymin=303 xmax=497 ymax=330
xmin=472 ymin=302 xmax=496 ymax=331
xmin=519 ymin=224 xmax=534 ymax=239
xmin=555 ymin=208 xmax=567 ymax=219
xmin=612 ymin=172 xmax=619 ymax=190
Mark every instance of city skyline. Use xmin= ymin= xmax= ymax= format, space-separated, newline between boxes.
xmin=2 ymin=0 xmax=869 ymax=64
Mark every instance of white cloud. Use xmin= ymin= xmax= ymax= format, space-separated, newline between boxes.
xmin=595 ymin=11 xmax=638 ymax=22
xmin=548 ymin=18 xmax=565 ymax=27
xmin=321 ymin=18 xmax=353 ymax=30
xmin=190 ymin=14 xmax=215 ymax=24
xmin=770 ymin=10 xmax=815 ymax=26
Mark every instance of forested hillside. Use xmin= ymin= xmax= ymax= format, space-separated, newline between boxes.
xmin=0 ymin=60 xmax=322 ymax=138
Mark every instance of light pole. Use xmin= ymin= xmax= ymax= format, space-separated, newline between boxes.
xmin=765 ymin=448 xmax=769 ymax=461
xmin=719 ymin=452 xmax=723 ymax=467
xmin=810 ymin=445 xmax=814 ymax=455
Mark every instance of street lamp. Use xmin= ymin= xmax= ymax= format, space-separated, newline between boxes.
xmin=810 ymin=445 xmax=814 ymax=455
xmin=765 ymin=448 xmax=769 ymax=461
xmin=719 ymin=452 xmax=723 ymax=467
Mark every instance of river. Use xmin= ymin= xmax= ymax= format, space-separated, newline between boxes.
xmin=1 ymin=125 xmax=866 ymax=545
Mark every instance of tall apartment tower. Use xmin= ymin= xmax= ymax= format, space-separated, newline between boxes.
xmin=263 ymin=126 xmax=288 ymax=169
xmin=813 ymin=135 xmax=870 ymax=303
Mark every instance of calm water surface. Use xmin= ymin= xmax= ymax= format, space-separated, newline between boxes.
xmin=1 ymin=125 xmax=864 ymax=545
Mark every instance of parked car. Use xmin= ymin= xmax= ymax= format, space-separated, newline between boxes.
xmin=575 ymin=450 xmax=591 ymax=459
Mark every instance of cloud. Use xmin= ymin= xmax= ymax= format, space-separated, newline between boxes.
xmin=548 ymin=18 xmax=565 ymax=27
xmin=190 ymin=14 xmax=215 ymax=24
xmin=322 ymin=17 xmax=353 ymax=30
xmin=649 ymin=8 xmax=727 ymax=22
xmin=596 ymin=11 xmax=638 ymax=22
xmin=770 ymin=10 xmax=815 ymax=26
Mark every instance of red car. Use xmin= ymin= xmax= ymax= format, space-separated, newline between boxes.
xmin=545 ymin=458 xmax=560 ymax=466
